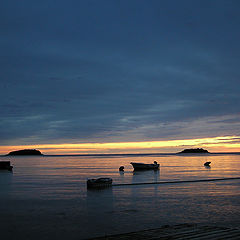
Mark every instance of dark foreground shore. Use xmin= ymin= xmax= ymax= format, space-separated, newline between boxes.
xmin=88 ymin=223 xmax=240 ymax=240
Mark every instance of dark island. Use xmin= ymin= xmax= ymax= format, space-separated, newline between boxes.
xmin=178 ymin=148 xmax=209 ymax=154
xmin=7 ymin=149 xmax=43 ymax=156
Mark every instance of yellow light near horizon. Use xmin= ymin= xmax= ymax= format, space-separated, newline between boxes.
xmin=0 ymin=135 xmax=239 ymax=155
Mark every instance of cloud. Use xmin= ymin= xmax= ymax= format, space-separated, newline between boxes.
xmin=1 ymin=0 xmax=240 ymax=146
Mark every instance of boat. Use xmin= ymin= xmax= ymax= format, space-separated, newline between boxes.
xmin=0 ymin=161 xmax=13 ymax=171
xmin=204 ymin=161 xmax=211 ymax=166
xmin=130 ymin=161 xmax=160 ymax=170
xmin=119 ymin=166 xmax=124 ymax=171
xmin=87 ymin=177 xmax=113 ymax=188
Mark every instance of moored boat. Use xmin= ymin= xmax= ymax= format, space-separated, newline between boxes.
xmin=130 ymin=161 xmax=159 ymax=170
xmin=87 ymin=177 xmax=113 ymax=189
xmin=204 ymin=161 xmax=211 ymax=166
xmin=0 ymin=161 xmax=13 ymax=171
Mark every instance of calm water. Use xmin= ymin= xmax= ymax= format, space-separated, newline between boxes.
xmin=0 ymin=154 xmax=240 ymax=239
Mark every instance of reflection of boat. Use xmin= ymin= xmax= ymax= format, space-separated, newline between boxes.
xmin=0 ymin=161 xmax=13 ymax=171
xmin=87 ymin=178 xmax=112 ymax=189
xmin=130 ymin=161 xmax=159 ymax=171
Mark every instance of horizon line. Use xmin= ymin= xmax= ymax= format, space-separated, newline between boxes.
xmin=0 ymin=135 xmax=239 ymax=155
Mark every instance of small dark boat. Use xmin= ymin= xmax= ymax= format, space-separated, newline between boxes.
xmin=119 ymin=166 xmax=124 ymax=171
xmin=130 ymin=161 xmax=159 ymax=171
xmin=0 ymin=161 xmax=13 ymax=171
xmin=204 ymin=161 xmax=211 ymax=166
xmin=87 ymin=177 xmax=113 ymax=189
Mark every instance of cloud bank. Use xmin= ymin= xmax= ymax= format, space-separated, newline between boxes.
xmin=1 ymin=0 xmax=240 ymax=147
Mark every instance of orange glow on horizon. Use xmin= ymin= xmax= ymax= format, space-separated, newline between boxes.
xmin=0 ymin=136 xmax=240 ymax=154
xmin=0 ymin=135 xmax=239 ymax=155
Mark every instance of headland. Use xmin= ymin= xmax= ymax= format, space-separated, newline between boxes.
xmin=6 ymin=149 xmax=43 ymax=156
xmin=178 ymin=148 xmax=209 ymax=154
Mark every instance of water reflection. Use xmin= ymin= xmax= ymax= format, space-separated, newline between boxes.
xmin=132 ymin=169 xmax=160 ymax=184
xmin=0 ymin=154 xmax=239 ymax=239
xmin=204 ymin=165 xmax=211 ymax=169
xmin=0 ymin=170 xmax=13 ymax=199
xmin=87 ymin=187 xmax=113 ymax=211
xmin=119 ymin=170 xmax=124 ymax=177
xmin=86 ymin=187 xmax=114 ymax=236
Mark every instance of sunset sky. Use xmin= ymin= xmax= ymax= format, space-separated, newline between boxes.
xmin=1 ymin=0 xmax=240 ymax=155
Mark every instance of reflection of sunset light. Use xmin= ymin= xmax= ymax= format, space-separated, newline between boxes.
xmin=0 ymin=136 xmax=239 ymax=155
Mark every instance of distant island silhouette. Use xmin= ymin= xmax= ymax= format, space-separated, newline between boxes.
xmin=7 ymin=149 xmax=43 ymax=156
xmin=179 ymin=148 xmax=209 ymax=154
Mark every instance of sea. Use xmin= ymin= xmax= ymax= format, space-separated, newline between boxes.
xmin=0 ymin=153 xmax=240 ymax=239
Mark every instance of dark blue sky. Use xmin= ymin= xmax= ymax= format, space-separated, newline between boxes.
xmin=1 ymin=0 xmax=240 ymax=146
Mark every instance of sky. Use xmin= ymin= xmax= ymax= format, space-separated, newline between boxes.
xmin=1 ymin=0 xmax=240 ymax=154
